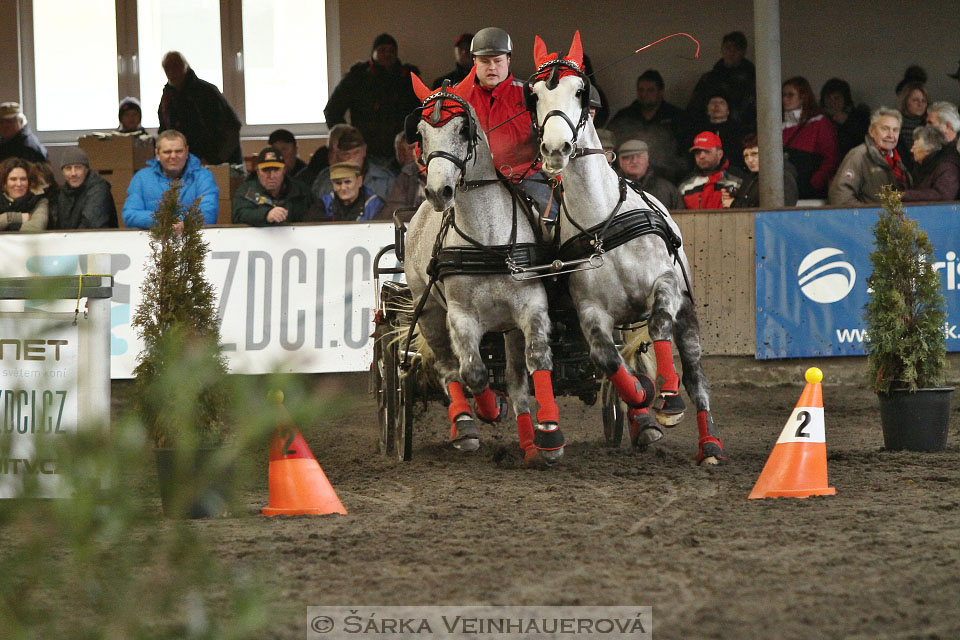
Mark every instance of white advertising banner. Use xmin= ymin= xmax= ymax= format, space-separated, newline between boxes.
xmin=0 ymin=313 xmax=79 ymax=498
xmin=1 ymin=224 xmax=400 ymax=378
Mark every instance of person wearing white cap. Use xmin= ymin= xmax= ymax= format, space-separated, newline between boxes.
xmin=0 ymin=102 xmax=47 ymax=163
xmin=616 ymin=139 xmax=683 ymax=210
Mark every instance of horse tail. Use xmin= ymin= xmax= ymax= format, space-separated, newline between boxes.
xmin=379 ymin=290 xmax=440 ymax=386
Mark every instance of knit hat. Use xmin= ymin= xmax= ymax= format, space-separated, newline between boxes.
xmin=618 ymin=139 xmax=649 ymax=158
xmin=690 ymin=131 xmax=723 ymax=151
xmin=59 ymin=147 xmax=90 ymax=169
xmin=0 ymin=102 xmax=22 ymax=120
xmin=118 ymin=96 xmax=142 ymax=119
xmin=372 ymin=33 xmax=398 ymax=53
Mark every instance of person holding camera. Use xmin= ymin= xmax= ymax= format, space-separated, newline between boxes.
xmin=678 ymin=131 xmax=745 ymax=209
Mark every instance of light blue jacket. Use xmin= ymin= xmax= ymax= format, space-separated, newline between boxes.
xmin=122 ymin=153 xmax=219 ymax=228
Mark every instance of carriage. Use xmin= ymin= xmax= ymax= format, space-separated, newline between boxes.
xmin=370 ymin=208 xmax=628 ymax=461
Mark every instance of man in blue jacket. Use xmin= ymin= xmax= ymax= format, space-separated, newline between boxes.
xmin=122 ymin=129 xmax=219 ymax=230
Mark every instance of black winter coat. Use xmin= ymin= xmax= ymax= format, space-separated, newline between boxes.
xmin=53 ymin=171 xmax=117 ymax=229
xmin=158 ymin=69 xmax=242 ymax=165
xmin=0 ymin=125 xmax=48 ymax=163
xmin=323 ymin=59 xmax=421 ymax=162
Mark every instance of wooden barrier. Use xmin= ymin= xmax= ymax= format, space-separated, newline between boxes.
xmin=673 ymin=210 xmax=756 ymax=355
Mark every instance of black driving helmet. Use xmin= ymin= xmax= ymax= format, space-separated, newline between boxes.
xmin=470 ymin=27 xmax=512 ymax=56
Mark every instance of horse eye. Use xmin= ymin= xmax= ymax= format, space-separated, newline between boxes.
xmin=575 ymin=89 xmax=583 ymax=98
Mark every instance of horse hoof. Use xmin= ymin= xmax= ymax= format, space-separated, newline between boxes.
xmin=697 ymin=439 xmax=725 ymax=465
xmin=638 ymin=427 xmax=663 ymax=446
xmin=629 ymin=409 xmax=662 ymax=448
xmin=451 ymin=418 xmax=481 ymax=452
xmin=538 ymin=447 xmax=564 ymax=465
xmin=654 ymin=393 xmax=685 ymax=427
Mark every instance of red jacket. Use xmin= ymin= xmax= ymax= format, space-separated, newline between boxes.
xmin=459 ymin=73 xmax=536 ymax=178
xmin=782 ymin=114 xmax=839 ymax=197
xmin=678 ymin=160 xmax=744 ymax=210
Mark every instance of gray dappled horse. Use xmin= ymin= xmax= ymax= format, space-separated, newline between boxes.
xmin=524 ymin=33 xmax=724 ymax=464
xmin=401 ymin=70 xmax=564 ymax=463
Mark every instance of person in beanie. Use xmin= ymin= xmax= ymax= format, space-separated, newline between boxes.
xmin=0 ymin=102 xmax=47 ymax=163
xmin=117 ymin=97 xmax=148 ymax=135
xmin=52 ymin=147 xmax=117 ymax=229
xmin=677 ymin=131 xmax=744 ymax=209
xmin=323 ymin=33 xmax=420 ymax=164
xmin=232 ymin=147 xmax=314 ymax=226
xmin=318 ymin=162 xmax=383 ymax=222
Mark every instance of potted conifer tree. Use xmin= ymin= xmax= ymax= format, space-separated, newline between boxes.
xmin=863 ymin=186 xmax=953 ymax=451
xmin=132 ymin=181 xmax=234 ymax=516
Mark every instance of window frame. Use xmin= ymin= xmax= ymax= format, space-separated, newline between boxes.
xmin=20 ymin=0 xmax=340 ymax=144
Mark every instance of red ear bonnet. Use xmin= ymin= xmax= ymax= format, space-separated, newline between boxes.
xmin=566 ymin=31 xmax=583 ymax=68
xmin=410 ymin=72 xmax=433 ymax=102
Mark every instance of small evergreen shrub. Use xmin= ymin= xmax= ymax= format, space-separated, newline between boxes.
xmin=864 ymin=186 xmax=948 ymax=393
xmin=132 ymin=181 xmax=229 ymax=447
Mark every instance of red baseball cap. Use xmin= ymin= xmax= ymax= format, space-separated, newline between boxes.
xmin=689 ymin=131 xmax=722 ymax=151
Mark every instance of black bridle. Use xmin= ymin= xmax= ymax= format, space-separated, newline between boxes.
xmin=405 ymin=84 xmax=479 ymax=183
xmin=524 ymin=58 xmax=592 ymax=147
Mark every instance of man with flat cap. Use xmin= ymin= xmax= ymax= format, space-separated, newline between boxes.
xmin=617 ymin=139 xmax=684 ymax=210
xmin=323 ymin=33 xmax=420 ymax=164
xmin=318 ymin=162 xmax=384 ymax=222
xmin=232 ymin=147 xmax=314 ymax=226
xmin=0 ymin=102 xmax=47 ymax=163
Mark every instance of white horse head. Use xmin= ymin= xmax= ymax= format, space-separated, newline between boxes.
xmin=526 ymin=32 xmax=591 ymax=176
xmin=409 ymin=69 xmax=490 ymax=212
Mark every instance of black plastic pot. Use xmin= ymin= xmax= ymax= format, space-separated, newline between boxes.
xmin=877 ymin=387 xmax=953 ymax=452
xmin=154 ymin=447 xmax=235 ymax=518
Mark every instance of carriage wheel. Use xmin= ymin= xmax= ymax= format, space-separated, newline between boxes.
xmin=601 ymin=379 xmax=625 ymax=446
xmin=393 ymin=354 xmax=416 ymax=461
xmin=374 ymin=323 xmax=395 ymax=455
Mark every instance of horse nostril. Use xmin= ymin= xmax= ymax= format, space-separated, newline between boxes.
xmin=540 ymin=142 xmax=550 ymax=156
xmin=561 ymin=141 xmax=572 ymax=155
xmin=441 ymin=186 xmax=453 ymax=201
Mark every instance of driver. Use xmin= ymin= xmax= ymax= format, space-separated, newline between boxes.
xmin=458 ymin=27 xmax=557 ymax=217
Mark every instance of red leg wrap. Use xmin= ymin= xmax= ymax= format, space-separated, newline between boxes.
xmin=531 ymin=370 xmax=559 ymax=424
xmin=517 ymin=413 xmax=535 ymax=456
xmin=447 ymin=381 xmax=471 ymax=425
xmin=653 ymin=340 xmax=680 ymax=394
xmin=696 ymin=410 xmax=724 ymax=461
xmin=474 ymin=387 xmax=499 ymax=422
xmin=609 ymin=364 xmax=651 ymax=407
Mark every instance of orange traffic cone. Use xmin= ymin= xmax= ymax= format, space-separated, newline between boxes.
xmin=749 ymin=368 xmax=836 ymax=499
xmin=262 ymin=392 xmax=347 ymax=516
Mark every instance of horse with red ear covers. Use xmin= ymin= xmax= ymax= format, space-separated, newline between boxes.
xmin=526 ymin=31 xmax=725 ymax=465
xmin=397 ymin=68 xmax=565 ymax=464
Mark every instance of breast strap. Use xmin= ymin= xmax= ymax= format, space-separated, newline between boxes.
xmin=556 ymin=207 xmax=682 ymax=263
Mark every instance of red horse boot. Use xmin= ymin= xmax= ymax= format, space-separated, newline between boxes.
xmin=516 ymin=413 xmax=539 ymax=462
xmin=696 ymin=410 xmax=725 ymax=465
xmin=447 ymin=381 xmax=480 ymax=452
xmin=629 ymin=407 xmax=663 ymax=448
xmin=609 ymin=364 xmax=656 ymax=409
xmin=473 ymin=387 xmax=508 ymax=424
xmin=651 ymin=340 xmax=685 ymax=426
xmin=532 ymin=370 xmax=564 ymax=464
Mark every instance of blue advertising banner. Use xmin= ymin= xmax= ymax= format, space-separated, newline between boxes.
xmin=755 ymin=203 xmax=960 ymax=359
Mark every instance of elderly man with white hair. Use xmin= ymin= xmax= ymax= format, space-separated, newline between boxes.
xmin=0 ymin=102 xmax=47 ymax=163
xmin=901 ymin=125 xmax=960 ymax=202
xmin=829 ymin=107 xmax=911 ymax=206
xmin=926 ymin=101 xmax=960 ymax=151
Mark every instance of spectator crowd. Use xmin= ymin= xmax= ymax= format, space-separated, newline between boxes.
xmin=3 ymin=30 xmax=960 ymax=235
